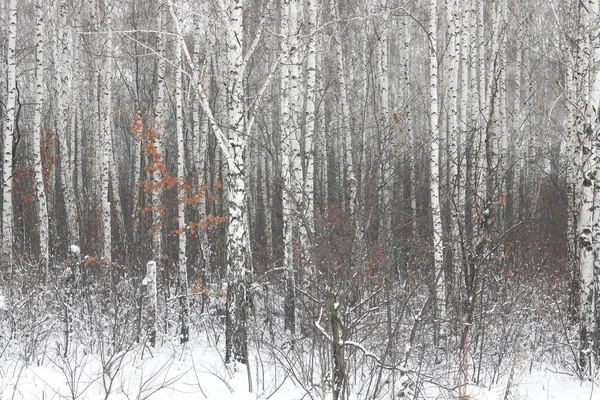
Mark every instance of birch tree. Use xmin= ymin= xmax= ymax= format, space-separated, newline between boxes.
xmin=445 ymin=0 xmax=460 ymax=276
xmin=304 ymin=0 xmax=318 ymax=243
xmin=174 ymin=4 xmax=189 ymax=343
xmin=457 ymin=0 xmax=469 ymax=228
xmin=565 ymin=43 xmax=580 ymax=322
xmin=2 ymin=0 xmax=17 ymax=266
xmin=578 ymin=0 xmax=600 ymax=372
xmin=169 ymin=0 xmax=254 ymax=364
xmin=99 ymin=0 xmax=112 ymax=263
xmin=429 ymin=0 xmax=445 ymax=345
xmin=54 ymin=0 xmax=79 ymax=249
xmin=33 ymin=0 xmax=50 ymax=274
xmin=143 ymin=260 xmax=158 ymax=346
xmin=153 ymin=1 xmax=166 ymax=264
xmin=222 ymin=0 xmax=251 ymax=364
xmin=475 ymin=0 xmax=487 ymax=205
xmin=281 ymin=0 xmax=301 ymax=334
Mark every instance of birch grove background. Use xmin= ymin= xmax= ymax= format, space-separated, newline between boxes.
xmin=0 ymin=0 xmax=596 ymax=399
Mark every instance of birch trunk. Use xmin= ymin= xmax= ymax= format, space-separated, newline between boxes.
xmin=445 ymin=0 xmax=460 ymax=273
xmin=579 ymin=122 xmax=595 ymax=371
xmin=69 ymin=17 xmax=80 ymax=198
xmin=466 ymin=0 xmax=478 ymax=255
xmin=175 ymin=22 xmax=189 ymax=343
xmin=403 ymin=18 xmax=416 ymax=236
xmin=476 ymin=0 xmax=487 ymax=205
xmin=153 ymin=3 xmax=165 ymax=263
xmin=304 ymin=0 xmax=318 ymax=239
xmin=458 ymin=0 xmax=469 ymax=218
xmin=2 ymin=0 xmax=17 ymax=266
xmin=580 ymin=0 xmax=600 ymax=372
xmin=378 ymin=2 xmax=392 ymax=240
xmin=33 ymin=1 xmax=50 ymax=275
xmin=75 ymin=110 xmax=84 ymax=218
xmin=224 ymin=0 xmax=250 ymax=365
xmin=131 ymin=121 xmax=142 ymax=246
xmin=169 ymin=0 xmax=264 ymax=364
xmin=100 ymin=4 xmax=112 ymax=263
xmin=143 ymin=260 xmax=158 ymax=346
xmin=566 ymin=53 xmax=581 ymax=321
xmin=281 ymin=0 xmax=297 ymax=334
xmin=56 ymin=0 xmax=79 ymax=248
xmin=315 ymin=30 xmax=326 ymax=233
xmin=429 ymin=0 xmax=446 ymax=344
xmin=499 ymin=0 xmax=508 ymax=166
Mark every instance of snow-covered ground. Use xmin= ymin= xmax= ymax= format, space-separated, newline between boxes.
xmin=1 ymin=334 xmax=292 ymax=400
xmin=1 ymin=333 xmax=597 ymax=400
xmin=468 ymin=367 xmax=598 ymax=399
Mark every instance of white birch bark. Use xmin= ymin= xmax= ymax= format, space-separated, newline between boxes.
xmin=577 ymin=0 xmax=600 ymax=372
xmin=566 ymin=57 xmax=578 ymax=269
xmin=467 ymin=0 xmax=478 ymax=247
xmin=476 ymin=0 xmax=487 ymax=204
xmin=402 ymin=17 xmax=416 ymax=235
xmin=281 ymin=0 xmax=297 ymax=334
xmin=579 ymin=126 xmax=595 ymax=371
xmin=169 ymin=0 xmax=278 ymax=363
xmin=68 ymin=16 xmax=80 ymax=197
xmin=291 ymin=0 xmax=304 ymax=330
xmin=458 ymin=1 xmax=469 ymax=216
xmin=304 ymin=0 xmax=318 ymax=238
xmin=153 ymin=3 xmax=166 ymax=263
xmin=445 ymin=0 xmax=458 ymax=161
xmin=469 ymin=0 xmax=478 ymax=132
xmin=565 ymin=48 xmax=582 ymax=322
xmin=445 ymin=0 xmax=460 ymax=261
xmin=315 ymin=30 xmax=326 ymax=232
xmin=100 ymin=4 xmax=112 ymax=264
xmin=1 ymin=0 xmax=17 ymax=265
xmin=429 ymin=0 xmax=446 ymax=342
xmin=226 ymin=0 xmax=250 ymax=364
xmin=175 ymin=19 xmax=189 ymax=343
xmin=578 ymin=0 xmax=597 ymax=371
xmin=377 ymin=2 xmax=393 ymax=241
xmin=75 ymin=110 xmax=84 ymax=214
xmin=33 ymin=1 xmax=49 ymax=274
xmin=143 ymin=260 xmax=158 ymax=346
xmin=131 ymin=118 xmax=142 ymax=246
xmin=489 ymin=0 xmax=501 ymax=181
xmin=55 ymin=0 xmax=79 ymax=248
xmin=499 ymin=0 xmax=508 ymax=164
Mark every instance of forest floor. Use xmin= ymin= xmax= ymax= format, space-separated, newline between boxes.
xmin=1 ymin=331 xmax=597 ymax=400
